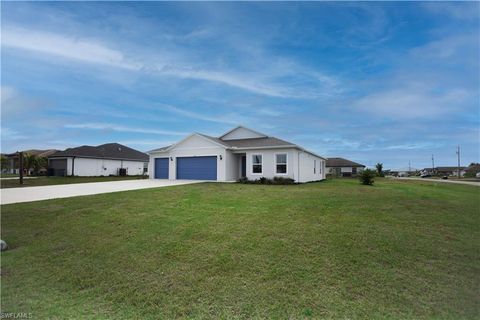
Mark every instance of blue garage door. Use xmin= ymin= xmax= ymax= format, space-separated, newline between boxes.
xmin=154 ymin=158 xmax=169 ymax=179
xmin=177 ymin=156 xmax=217 ymax=180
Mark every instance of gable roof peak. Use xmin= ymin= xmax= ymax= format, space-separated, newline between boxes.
xmin=219 ymin=125 xmax=268 ymax=140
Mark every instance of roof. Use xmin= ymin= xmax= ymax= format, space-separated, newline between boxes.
xmin=465 ymin=164 xmax=480 ymax=172
xmin=147 ymin=126 xmax=326 ymax=159
xmin=4 ymin=149 xmax=59 ymax=158
xmin=50 ymin=143 xmax=148 ymax=161
xmin=326 ymin=157 xmax=365 ymax=168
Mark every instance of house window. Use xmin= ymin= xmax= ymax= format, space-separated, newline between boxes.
xmin=276 ymin=153 xmax=287 ymax=174
xmin=352 ymin=167 xmax=357 ymax=174
xmin=252 ymin=154 xmax=263 ymax=174
xmin=314 ymin=160 xmax=316 ymax=174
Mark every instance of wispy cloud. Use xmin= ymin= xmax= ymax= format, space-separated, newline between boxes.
xmin=64 ymin=123 xmax=188 ymax=136
xmin=2 ymin=26 xmax=137 ymax=70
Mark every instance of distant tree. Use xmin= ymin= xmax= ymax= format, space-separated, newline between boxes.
xmin=0 ymin=156 xmax=10 ymax=171
xmin=22 ymin=153 xmax=37 ymax=176
xmin=359 ymin=169 xmax=375 ymax=186
xmin=33 ymin=156 xmax=47 ymax=175
xmin=375 ymin=163 xmax=384 ymax=177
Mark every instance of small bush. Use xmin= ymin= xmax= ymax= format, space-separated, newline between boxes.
xmin=359 ymin=169 xmax=375 ymax=185
xmin=237 ymin=176 xmax=296 ymax=185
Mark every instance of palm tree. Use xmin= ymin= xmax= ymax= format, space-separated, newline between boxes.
xmin=375 ymin=163 xmax=384 ymax=177
xmin=22 ymin=153 xmax=37 ymax=176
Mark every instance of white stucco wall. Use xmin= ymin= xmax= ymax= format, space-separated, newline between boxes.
xmin=149 ymin=134 xmax=227 ymax=180
xmin=221 ymin=127 xmax=265 ymax=140
xmin=297 ymin=151 xmax=325 ymax=183
xmin=61 ymin=157 xmax=145 ymax=176
xmin=244 ymin=148 xmax=296 ymax=181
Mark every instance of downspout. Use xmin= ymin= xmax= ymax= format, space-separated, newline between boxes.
xmin=71 ymin=157 xmax=75 ymax=177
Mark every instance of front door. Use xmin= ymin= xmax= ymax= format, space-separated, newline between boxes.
xmin=241 ymin=156 xmax=246 ymax=177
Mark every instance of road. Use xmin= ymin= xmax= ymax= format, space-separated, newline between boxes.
xmin=392 ymin=177 xmax=480 ymax=187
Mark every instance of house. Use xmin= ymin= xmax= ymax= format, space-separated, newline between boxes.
xmin=422 ymin=167 xmax=466 ymax=177
xmin=464 ymin=163 xmax=480 ymax=177
xmin=48 ymin=143 xmax=148 ymax=177
xmin=2 ymin=149 xmax=59 ymax=175
xmin=326 ymin=157 xmax=365 ymax=177
xmin=147 ymin=126 xmax=326 ymax=182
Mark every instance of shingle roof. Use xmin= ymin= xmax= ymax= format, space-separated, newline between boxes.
xmin=465 ymin=164 xmax=480 ymax=172
xmin=221 ymin=137 xmax=296 ymax=148
xmin=147 ymin=127 xmax=325 ymax=159
xmin=49 ymin=143 xmax=148 ymax=161
xmin=326 ymin=157 xmax=365 ymax=168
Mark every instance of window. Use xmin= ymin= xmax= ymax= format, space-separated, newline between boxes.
xmin=352 ymin=167 xmax=357 ymax=174
xmin=252 ymin=154 xmax=263 ymax=174
xmin=276 ymin=153 xmax=287 ymax=174
xmin=314 ymin=160 xmax=316 ymax=174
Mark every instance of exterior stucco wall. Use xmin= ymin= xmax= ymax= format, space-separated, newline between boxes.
xmin=224 ymin=150 xmax=239 ymax=181
xmin=244 ymin=148 xmax=297 ymax=181
xmin=297 ymin=151 xmax=325 ymax=183
xmin=149 ymin=135 xmax=227 ymax=180
xmin=73 ymin=158 xmax=145 ymax=176
xmin=221 ymin=127 xmax=265 ymax=140
xmin=58 ymin=157 xmax=145 ymax=176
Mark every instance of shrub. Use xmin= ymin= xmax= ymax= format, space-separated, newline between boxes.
xmin=272 ymin=177 xmax=295 ymax=184
xmin=237 ymin=176 xmax=296 ymax=185
xmin=359 ymin=169 xmax=375 ymax=185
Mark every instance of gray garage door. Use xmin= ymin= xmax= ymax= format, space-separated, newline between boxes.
xmin=49 ymin=159 xmax=67 ymax=176
xmin=176 ymin=156 xmax=217 ymax=180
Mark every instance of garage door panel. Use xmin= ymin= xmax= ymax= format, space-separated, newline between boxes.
xmin=177 ymin=156 xmax=217 ymax=180
xmin=154 ymin=158 xmax=169 ymax=179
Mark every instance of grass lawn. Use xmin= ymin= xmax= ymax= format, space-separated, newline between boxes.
xmin=1 ymin=179 xmax=479 ymax=319
xmin=0 ymin=175 xmax=147 ymax=189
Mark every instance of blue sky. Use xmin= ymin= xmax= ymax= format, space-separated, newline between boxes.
xmin=1 ymin=2 xmax=479 ymax=169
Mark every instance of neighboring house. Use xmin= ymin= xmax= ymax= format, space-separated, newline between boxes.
xmin=464 ymin=163 xmax=480 ymax=176
xmin=2 ymin=149 xmax=58 ymax=175
xmin=147 ymin=126 xmax=326 ymax=182
xmin=48 ymin=143 xmax=148 ymax=177
xmin=326 ymin=157 xmax=365 ymax=177
xmin=422 ymin=167 xmax=466 ymax=176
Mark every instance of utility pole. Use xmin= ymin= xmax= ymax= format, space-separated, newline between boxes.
xmin=456 ymin=146 xmax=461 ymax=178
xmin=431 ymin=154 xmax=435 ymax=176
xmin=408 ymin=160 xmax=411 ymax=173
xmin=18 ymin=151 xmax=24 ymax=185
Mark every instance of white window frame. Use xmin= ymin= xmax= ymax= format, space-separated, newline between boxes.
xmin=251 ymin=153 xmax=263 ymax=175
xmin=275 ymin=153 xmax=288 ymax=175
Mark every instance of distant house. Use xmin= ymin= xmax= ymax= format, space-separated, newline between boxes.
xmin=2 ymin=149 xmax=58 ymax=175
xmin=48 ymin=143 xmax=149 ymax=177
xmin=464 ymin=163 xmax=480 ymax=176
xmin=326 ymin=157 xmax=365 ymax=177
xmin=422 ymin=167 xmax=466 ymax=177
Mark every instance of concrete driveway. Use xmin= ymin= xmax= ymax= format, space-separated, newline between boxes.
xmin=0 ymin=179 xmax=203 ymax=205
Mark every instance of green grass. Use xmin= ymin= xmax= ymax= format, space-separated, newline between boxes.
xmin=1 ymin=179 xmax=479 ymax=319
xmin=0 ymin=175 xmax=147 ymax=189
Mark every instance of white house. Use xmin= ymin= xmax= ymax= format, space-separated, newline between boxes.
xmin=147 ymin=126 xmax=326 ymax=183
xmin=48 ymin=143 xmax=148 ymax=177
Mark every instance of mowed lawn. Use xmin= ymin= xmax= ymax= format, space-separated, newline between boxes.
xmin=1 ymin=179 xmax=479 ymax=319
xmin=0 ymin=175 xmax=147 ymax=189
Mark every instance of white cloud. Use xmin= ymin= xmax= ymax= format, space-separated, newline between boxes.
xmin=352 ymin=87 xmax=470 ymax=119
xmin=2 ymin=26 xmax=137 ymax=70
xmin=2 ymin=25 xmax=340 ymax=99
xmin=63 ymin=123 xmax=187 ymax=136
xmin=154 ymin=103 xmax=250 ymax=125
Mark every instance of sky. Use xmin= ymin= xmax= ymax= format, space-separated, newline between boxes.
xmin=1 ymin=2 xmax=479 ymax=170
